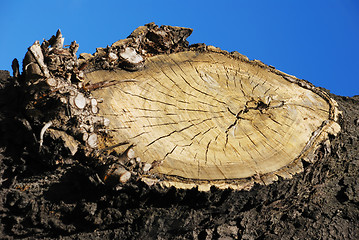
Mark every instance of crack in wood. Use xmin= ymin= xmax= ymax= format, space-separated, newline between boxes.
xmin=146 ymin=123 xmax=195 ymax=147
xmin=120 ymin=90 xmax=177 ymax=107
xmin=205 ymin=140 xmax=212 ymax=165
xmin=163 ymin=145 xmax=178 ymax=160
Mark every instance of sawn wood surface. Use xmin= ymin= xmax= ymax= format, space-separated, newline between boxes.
xmin=84 ymin=51 xmax=340 ymax=190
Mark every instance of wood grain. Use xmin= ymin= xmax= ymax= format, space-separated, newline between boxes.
xmin=84 ymin=51 xmax=340 ymax=190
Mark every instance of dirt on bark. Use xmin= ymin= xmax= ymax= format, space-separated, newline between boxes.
xmin=1 ymin=41 xmax=359 ymax=239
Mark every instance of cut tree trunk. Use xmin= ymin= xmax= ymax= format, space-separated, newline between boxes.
xmin=84 ymin=50 xmax=341 ymax=191
xmin=19 ymin=24 xmax=341 ymax=191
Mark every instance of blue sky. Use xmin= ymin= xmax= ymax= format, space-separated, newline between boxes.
xmin=1 ymin=0 xmax=358 ymax=96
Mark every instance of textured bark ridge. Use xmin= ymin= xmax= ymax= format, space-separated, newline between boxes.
xmin=86 ymin=50 xmax=341 ymax=190
xmin=19 ymin=23 xmax=340 ymax=191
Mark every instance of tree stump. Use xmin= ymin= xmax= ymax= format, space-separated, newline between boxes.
xmin=21 ymin=24 xmax=341 ymax=191
xmin=84 ymin=50 xmax=341 ymax=191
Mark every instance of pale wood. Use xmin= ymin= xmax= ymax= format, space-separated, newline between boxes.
xmin=84 ymin=50 xmax=340 ymax=190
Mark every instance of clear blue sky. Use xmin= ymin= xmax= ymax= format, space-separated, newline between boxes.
xmin=1 ymin=0 xmax=358 ymax=96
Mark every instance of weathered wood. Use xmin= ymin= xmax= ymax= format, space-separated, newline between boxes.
xmin=84 ymin=49 xmax=341 ymax=190
xmin=19 ymin=24 xmax=341 ymax=191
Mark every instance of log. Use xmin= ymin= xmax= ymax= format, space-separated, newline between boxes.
xmin=20 ymin=24 xmax=341 ymax=191
xmin=85 ymin=49 xmax=341 ymax=190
